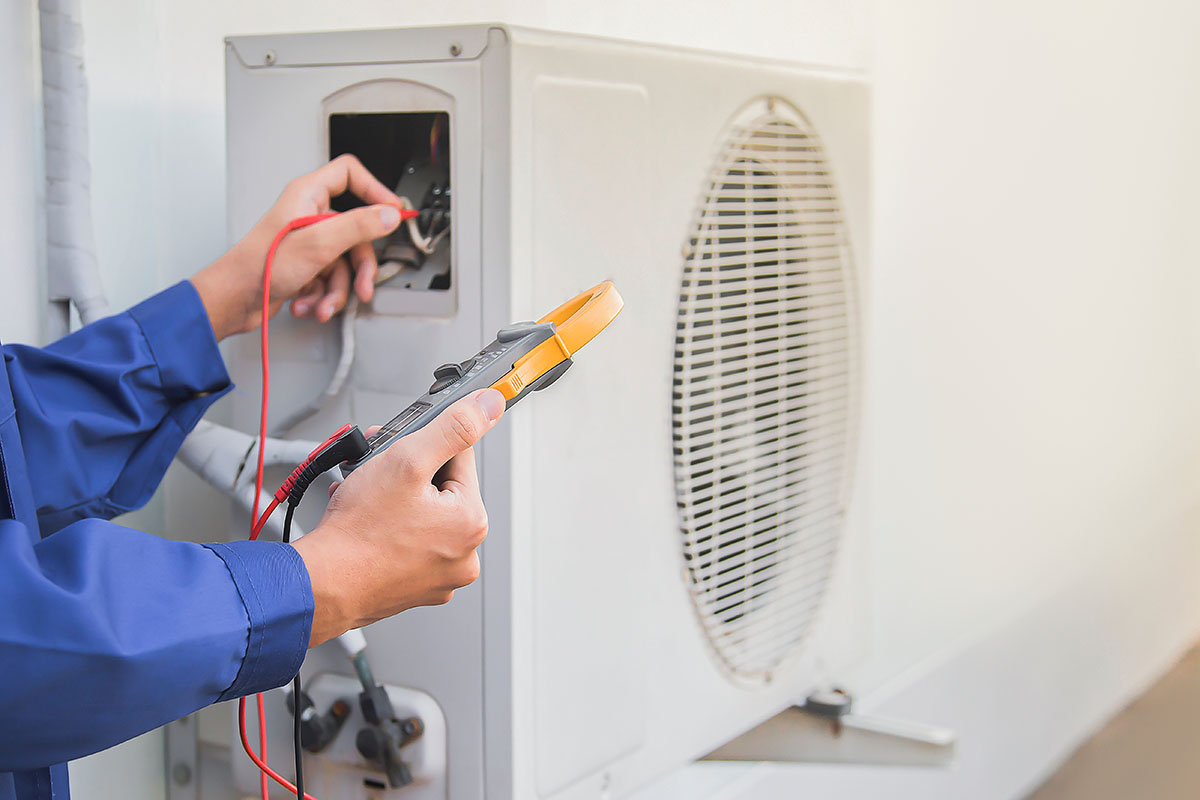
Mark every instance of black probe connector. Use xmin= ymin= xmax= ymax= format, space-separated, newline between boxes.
xmin=275 ymin=426 xmax=370 ymax=506
xmin=276 ymin=425 xmax=371 ymax=800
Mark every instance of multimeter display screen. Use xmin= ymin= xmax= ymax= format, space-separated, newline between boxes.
xmin=369 ymin=401 xmax=431 ymax=449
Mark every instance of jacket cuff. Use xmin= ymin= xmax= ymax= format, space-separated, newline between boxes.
xmin=204 ymin=541 xmax=314 ymax=700
xmin=128 ymin=280 xmax=232 ymax=402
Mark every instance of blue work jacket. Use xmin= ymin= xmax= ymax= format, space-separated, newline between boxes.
xmin=0 ymin=281 xmax=313 ymax=800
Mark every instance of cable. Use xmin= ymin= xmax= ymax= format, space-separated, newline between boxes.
xmin=281 ymin=501 xmax=295 ymax=540
xmin=237 ymin=697 xmax=320 ymax=800
xmin=251 ymin=213 xmax=338 ymax=530
xmin=282 ymin=503 xmax=304 ymax=800
xmin=292 ymin=674 xmax=304 ymax=797
xmin=396 ymin=197 xmax=443 ymax=255
xmin=256 ymin=693 xmax=268 ymax=800
xmin=250 ymin=497 xmax=279 ymax=541
xmin=427 ymin=225 xmax=451 ymax=253
xmin=239 ymin=209 xmax=412 ymax=800
xmin=270 ymin=296 xmax=359 ymax=438
xmin=247 ymin=213 xmax=335 ymax=800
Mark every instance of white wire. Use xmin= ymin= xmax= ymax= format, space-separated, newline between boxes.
xmin=397 ymin=196 xmax=449 ymax=255
xmin=271 ymin=295 xmax=358 ymax=437
xmin=327 ymin=295 xmax=357 ymax=398
xmin=427 ymin=225 xmax=451 ymax=252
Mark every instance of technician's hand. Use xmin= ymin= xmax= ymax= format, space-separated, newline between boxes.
xmin=292 ymin=389 xmax=506 ymax=648
xmin=191 ymin=154 xmax=403 ymax=340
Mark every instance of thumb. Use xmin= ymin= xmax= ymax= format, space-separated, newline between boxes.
xmin=294 ymin=205 xmax=403 ymax=266
xmin=396 ymin=389 xmax=505 ymax=477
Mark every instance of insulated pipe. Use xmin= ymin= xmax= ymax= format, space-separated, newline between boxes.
xmin=175 ymin=420 xmax=321 ymax=540
xmin=38 ymin=0 xmax=108 ymax=329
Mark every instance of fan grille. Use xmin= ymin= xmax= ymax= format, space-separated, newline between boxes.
xmin=672 ymin=101 xmax=856 ymax=681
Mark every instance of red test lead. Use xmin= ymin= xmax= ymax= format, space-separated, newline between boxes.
xmin=241 ymin=208 xmax=414 ymax=800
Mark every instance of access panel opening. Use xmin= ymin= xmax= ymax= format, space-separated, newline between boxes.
xmin=329 ymin=111 xmax=451 ymax=293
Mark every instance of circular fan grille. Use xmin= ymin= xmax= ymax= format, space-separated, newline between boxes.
xmin=672 ymin=100 xmax=857 ymax=681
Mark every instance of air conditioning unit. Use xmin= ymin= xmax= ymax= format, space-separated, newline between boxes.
xmin=223 ymin=24 xmax=870 ymax=800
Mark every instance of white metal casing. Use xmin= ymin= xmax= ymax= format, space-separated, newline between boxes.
xmin=224 ymin=24 xmax=870 ymax=800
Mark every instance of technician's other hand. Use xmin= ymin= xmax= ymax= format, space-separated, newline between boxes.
xmin=292 ymin=389 xmax=506 ymax=648
xmin=192 ymin=154 xmax=403 ymax=340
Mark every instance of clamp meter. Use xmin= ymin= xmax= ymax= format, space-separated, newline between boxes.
xmin=341 ymin=281 xmax=623 ymax=475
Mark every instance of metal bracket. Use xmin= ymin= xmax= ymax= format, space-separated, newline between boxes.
xmin=165 ymin=714 xmax=236 ymax=800
xmin=165 ymin=715 xmax=198 ymax=800
xmin=702 ymin=690 xmax=956 ymax=768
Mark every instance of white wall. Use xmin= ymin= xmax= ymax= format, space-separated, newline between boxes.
xmin=10 ymin=0 xmax=1200 ymax=798
xmin=866 ymin=0 xmax=1200 ymax=690
xmin=0 ymin=0 xmax=45 ymax=346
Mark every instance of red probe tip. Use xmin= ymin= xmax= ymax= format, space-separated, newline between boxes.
xmin=386 ymin=203 xmax=420 ymax=221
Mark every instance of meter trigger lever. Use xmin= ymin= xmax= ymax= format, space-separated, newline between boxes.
xmin=496 ymin=321 xmax=538 ymax=343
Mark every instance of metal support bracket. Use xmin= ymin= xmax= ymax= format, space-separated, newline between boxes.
xmin=702 ymin=690 xmax=956 ymax=768
xmin=165 ymin=715 xmax=198 ymax=800
xmin=165 ymin=713 xmax=235 ymax=800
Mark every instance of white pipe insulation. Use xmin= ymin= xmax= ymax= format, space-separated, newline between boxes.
xmin=175 ymin=421 xmax=320 ymax=540
xmin=38 ymin=0 xmax=108 ymax=331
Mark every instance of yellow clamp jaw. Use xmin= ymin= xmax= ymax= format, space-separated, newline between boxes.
xmin=490 ymin=281 xmax=624 ymax=402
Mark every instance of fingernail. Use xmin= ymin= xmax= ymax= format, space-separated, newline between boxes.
xmin=477 ymin=388 xmax=505 ymax=421
xmin=379 ymin=205 xmax=401 ymax=228
xmin=293 ymin=300 xmax=309 ymax=314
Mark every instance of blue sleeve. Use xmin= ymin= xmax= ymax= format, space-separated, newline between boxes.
xmin=2 ymin=281 xmax=233 ymax=533
xmin=0 ymin=517 xmax=313 ymax=770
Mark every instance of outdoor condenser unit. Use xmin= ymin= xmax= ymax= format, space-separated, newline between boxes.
xmin=223 ymin=24 xmax=870 ymax=800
